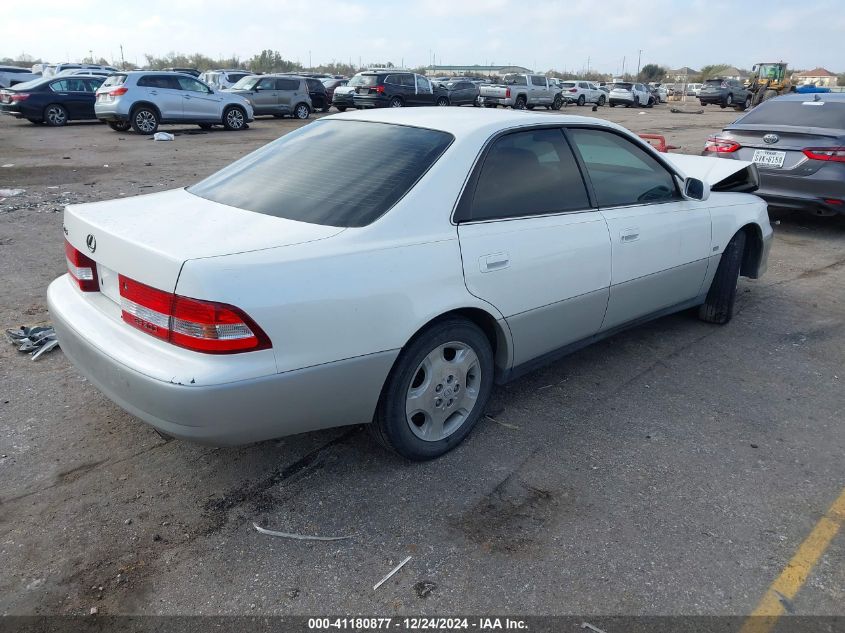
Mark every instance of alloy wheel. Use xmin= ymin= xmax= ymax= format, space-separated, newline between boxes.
xmin=135 ymin=110 xmax=156 ymax=133
xmin=46 ymin=106 xmax=66 ymax=126
xmin=226 ymin=108 xmax=244 ymax=129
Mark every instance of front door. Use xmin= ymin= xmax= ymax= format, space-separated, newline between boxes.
xmin=566 ymin=126 xmax=712 ymax=331
xmin=251 ymin=76 xmax=280 ymax=114
xmin=414 ymin=74 xmax=435 ymax=106
xmin=456 ymin=127 xmax=611 ymax=368
xmin=176 ymin=76 xmax=221 ymax=120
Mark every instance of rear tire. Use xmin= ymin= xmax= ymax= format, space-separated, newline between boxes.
xmin=725 ymin=93 xmax=733 ymax=108
xmin=737 ymin=95 xmax=752 ymax=111
xmin=698 ymin=231 xmax=747 ymax=325
xmin=108 ymin=120 xmax=131 ymax=132
xmin=577 ymin=94 xmax=586 ymax=106
xmin=130 ymin=106 xmax=159 ymax=134
xmin=513 ymin=96 xmax=526 ymax=110
xmin=44 ymin=104 xmax=68 ymax=127
xmin=293 ymin=102 xmax=311 ymax=119
xmin=336 ymin=106 xmax=347 ymax=112
xmin=598 ymin=95 xmax=606 ymax=106
xmin=389 ymin=96 xmax=404 ymax=108
xmin=436 ymin=96 xmax=449 ymax=106
xmin=369 ymin=317 xmax=494 ymax=461
xmin=552 ymin=95 xmax=563 ymax=110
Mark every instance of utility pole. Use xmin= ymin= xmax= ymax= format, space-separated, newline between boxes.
xmin=622 ymin=56 xmax=626 ymax=77
xmin=636 ymin=49 xmax=642 ymax=78
xmin=309 ymin=50 xmax=312 ymax=69
xmin=587 ymin=56 xmax=590 ymax=75
xmin=120 ymin=44 xmax=126 ymax=70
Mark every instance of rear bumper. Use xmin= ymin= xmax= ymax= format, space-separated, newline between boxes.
xmin=478 ymin=96 xmax=512 ymax=107
xmin=698 ymin=94 xmax=725 ymax=104
xmin=47 ymin=276 xmax=398 ymax=445
xmin=353 ymin=95 xmax=389 ymax=108
xmin=756 ymin=169 xmax=845 ymax=215
xmin=0 ymin=105 xmax=25 ymax=118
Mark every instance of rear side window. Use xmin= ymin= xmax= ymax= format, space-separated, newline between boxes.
xmin=104 ymin=74 xmax=127 ymax=87
xmin=568 ymin=128 xmax=678 ymax=207
xmin=530 ymin=75 xmax=547 ymax=86
xmin=138 ymin=75 xmax=180 ymax=89
xmin=467 ymin=129 xmax=591 ymax=222
xmin=276 ymin=78 xmax=300 ymax=90
xmin=504 ymin=75 xmax=528 ymax=86
xmin=188 ymin=120 xmax=453 ymax=227
xmin=737 ymin=99 xmax=845 ymax=129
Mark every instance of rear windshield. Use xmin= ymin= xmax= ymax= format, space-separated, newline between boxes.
xmin=356 ymin=74 xmax=379 ymax=86
xmin=561 ymin=82 xmax=576 ymax=88
xmin=188 ymin=120 xmax=454 ymax=227
xmin=612 ymin=83 xmax=632 ymax=90
xmin=101 ymin=74 xmax=126 ymax=87
xmin=704 ymin=79 xmax=723 ymax=86
xmin=736 ymin=99 xmax=845 ymax=129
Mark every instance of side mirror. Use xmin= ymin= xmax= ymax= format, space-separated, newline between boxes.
xmin=683 ymin=177 xmax=710 ymax=201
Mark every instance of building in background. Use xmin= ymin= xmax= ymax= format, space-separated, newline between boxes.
xmin=792 ymin=67 xmax=837 ymax=87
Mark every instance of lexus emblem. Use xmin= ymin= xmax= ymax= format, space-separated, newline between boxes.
xmin=763 ymin=133 xmax=779 ymax=144
xmin=86 ymin=234 xmax=97 ymax=253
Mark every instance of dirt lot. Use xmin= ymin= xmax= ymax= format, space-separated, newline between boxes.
xmin=1 ymin=104 xmax=843 ymax=620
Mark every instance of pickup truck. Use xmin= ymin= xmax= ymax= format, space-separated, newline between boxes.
xmin=478 ymin=74 xmax=562 ymax=110
xmin=0 ymin=65 xmax=41 ymax=89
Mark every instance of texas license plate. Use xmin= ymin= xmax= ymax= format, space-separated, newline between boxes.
xmin=752 ymin=149 xmax=786 ymax=168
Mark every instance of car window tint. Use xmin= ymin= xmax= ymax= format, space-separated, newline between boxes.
xmin=276 ymin=78 xmax=300 ymax=91
xmin=400 ymin=74 xmax=415 ymax=87
xmin=469 ymin=129 xmax=591 ymax=222
xmin=384 ymin=74 xmax=398 ymax=85
xmin=83 ymin=78 xmax=104 ymax=92
xmin=256 ymin=77 xmax=275 ymax=90
xmin=505 ymin=75 xmax=528 ymax=86
xmin=189 ymin=120 xmax=453 ymax=227
xmin=530 ymin=75 xmax=546 ymax=86
xmin=306 ymin=78 xmax=323 ymax=91
xmin=737 ymin=100 xmax=845 ymax=128
xmin=568 ymin=128 xmax=678 ymax=207
xmin=49 ymin=80 xmax=69 ymax=92
xmin=176 ymin=77 xmax=208 ymax=92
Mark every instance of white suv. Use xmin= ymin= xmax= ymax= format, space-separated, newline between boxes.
xmin=95 ymin=71 xmax=254 ymax=134
xmin=560 ymin=80 xmax=606 ymax=106
xmin=608 ymin=82 xmax=653 ymax=108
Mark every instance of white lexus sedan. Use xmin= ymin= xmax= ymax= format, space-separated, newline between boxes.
xmin=48 ymin=109 xmax=772 ymax=460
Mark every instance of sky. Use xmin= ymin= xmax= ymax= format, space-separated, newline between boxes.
xmin=2 ymin=0 xmax=844 ymax=74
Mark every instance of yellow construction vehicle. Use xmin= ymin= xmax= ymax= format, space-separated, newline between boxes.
xmin=747 ymin=62 xmax=794 ymax=106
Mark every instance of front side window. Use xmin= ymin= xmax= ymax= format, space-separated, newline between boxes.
xmin=568 ymin=128 xmax=678 ymax=207
xmin=530 ymin=75 xmax=547 ymax=86
xmin=177 ymin=77 xmax=210 ymax=93
xmin=189 ymin=120 xmax=453 ymax=227
xmin=466 ymin=128 xmax=591 ymax=222
xmin=416 ymin=75 xmax=432 ymax=93
xmin=400 ymin=74 xmax=416 ymax=87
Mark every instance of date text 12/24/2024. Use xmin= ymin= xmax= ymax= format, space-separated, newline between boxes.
xmin=308 ymin=618 xmax=528 ymax=630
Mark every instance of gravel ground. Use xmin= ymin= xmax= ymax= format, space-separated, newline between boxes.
xmin=1 ymin=104 xmax=843 ymax=618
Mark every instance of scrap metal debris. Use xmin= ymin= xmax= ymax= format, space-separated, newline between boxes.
xmin=5 ymin=325 xmax=60 ymax=360
xmin=670 ymin=107 xmax=704 ymax=115
xmin=373 ymin=555 xmax=412 ymax=591
xmin=153 ymin=132 xmax=175 ymax=142
xmin=252 ymin=522 xmax=353 ymax=542
xmin=581 ymin=623 xmax=608 ymax=633
xmin=0 ymin=188 xmax=25 ymax=198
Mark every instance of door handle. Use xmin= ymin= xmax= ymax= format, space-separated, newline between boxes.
xmin=620 ymin=228 xmax=640 ymax=243
xmin=480 ymin=252 xmax=510 ymax=273
xmin=149 ymin=90 xmax=158 ymax=95
xmin=183 ymin=95 xmax=192 ymax=99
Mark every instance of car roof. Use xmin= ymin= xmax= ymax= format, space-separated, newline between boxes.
xmin=328 ymin=108 xmax=620 ymax=139
xmin=772 ymin=92 xmax=845 ymax=103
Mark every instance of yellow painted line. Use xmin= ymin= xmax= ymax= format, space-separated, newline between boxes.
xmin=739 ymin=487 xmax=845 ymax=633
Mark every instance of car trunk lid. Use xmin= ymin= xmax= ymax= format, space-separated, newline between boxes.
xmin=63 ymin=188 xmax=345 ymax=296
xmin=724 ymin=126 xmax=843 ymax=173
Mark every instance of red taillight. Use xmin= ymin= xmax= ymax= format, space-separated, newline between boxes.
xmin=505 ymin=88 xmax=511 ymax=98
xmin=374 ymin=85 xmax=385 ymax=94
xmin=108 ymin=86 xmax=128 ymax=96
xmin=10 ymin=93 xmax=30 ymax=102
xmin=824 ymin=198 xmax=843 ymax=205
xmin=118 ymin=274 xmax=271 ymax=354
xmin=65 ymin=240 xmax=99 ymax=292
xmin=802 ymin=147 xmax=845 ymax=163
xmin=704 ymin=137 xmax=741 ymax=153
xmin=568 ymin=88 xmax=578 ymax=92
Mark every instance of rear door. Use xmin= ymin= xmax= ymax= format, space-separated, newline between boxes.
xmin=275 ymin=77 xmax=301 ymax=114
xmin=566 ymin=126 xmax=712 ymax=330
xmin=137 ymin=75 xmax=184 ymax=120
xmin=456 ymin=127 xmax=611 ymax=367
xmin=49 ymin=78 xmax=90 ymax=118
